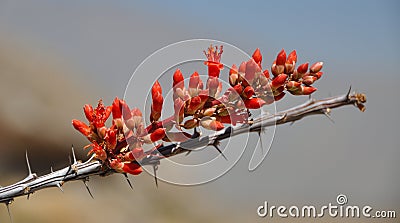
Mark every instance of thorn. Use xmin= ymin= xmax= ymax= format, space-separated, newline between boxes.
xmin=323 ymin=108 xmax=335 ymax=124
xmin=50 ymin=166 xmax=53 ymax=172
xmin=289 ymin=121 xmax=296 ymax=126
xmin=212 ymin=141 xmax=227 ymax=161
xmin=185 ymin=150 xmax=192 ymax=156
xmin=5 ymin=200 xmax=13 ymax=223
xmin=153 ymin=165 xmax=158 ymax=188
xmin=25 ymin=150 xmax=32 ymax=175
xmin=71 ymin=145 xmax=77 ymax=164
xmin=82 ymin=179 xmax=94 ymax=199
xmin=308 ymin=94 xmax=312 ymax=100
xmin=346 ymin=85 xmax=352 ymax=98
xmin=191 ymin=128 xmax=201 ymax=139
xmin=123 ymin=173 xmax=134 ymax=190
xmin=57 ymin=182 xmax=64 ymax=193
xmin=27 ymin=193 xmax=30 ymax=200
xmin=257 ymin=130 xmax=264 ymax=154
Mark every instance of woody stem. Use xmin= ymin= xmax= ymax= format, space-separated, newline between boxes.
xmin=0 ymin=91 xmax=366 ymax=204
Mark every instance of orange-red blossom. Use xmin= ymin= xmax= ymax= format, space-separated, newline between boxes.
xmin=72 ymin=45 xmax=324 ymax=175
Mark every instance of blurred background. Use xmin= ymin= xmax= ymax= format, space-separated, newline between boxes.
xmin=0 ymin=0 xmax=399 ymax=222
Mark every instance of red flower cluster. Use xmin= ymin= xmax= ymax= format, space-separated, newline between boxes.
xmin=72 ymin=99 xmax=166 ymax=175
xmin=72 ymin=45 xmax=324 ymax=175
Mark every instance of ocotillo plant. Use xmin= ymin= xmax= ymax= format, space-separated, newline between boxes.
xmin=0 ymin=45 xmax=366 ymax=220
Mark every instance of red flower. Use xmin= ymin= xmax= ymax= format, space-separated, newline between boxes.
xmin=204 ymin=45 xmax=224 ymax=78
xmin=252 ymin=48 xmax=262 ymax=66
xmin=244 ymin=98 xmax=266 ymax=109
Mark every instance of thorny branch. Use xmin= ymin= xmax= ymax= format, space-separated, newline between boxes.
xmin=0 ymin=91 xmax=366 ymax=212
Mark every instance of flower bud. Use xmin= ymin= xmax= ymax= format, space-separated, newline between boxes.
xmin=124 ymin=147 xmax=145 ymax=161
xmin=233 ymin=84 xmax=243 ymax=95
xmin=174 ymin=98 xmax=185 ymax=124
xmin=208 ymin=77 xmax=219 ymax=98
xmin=187 ymin=96 xmax=203 ymax=114
xmin=287 ymin=50 xmax=297 ymax=63
xmin=273 ymin=86 xmax=285 ymax=96
xmin=229 ymin=64 xmax=238 ymax=86
xmin=200 ymin=117 xmax=224 ymax=131
xmin=286 ymin=81 xmax=301 ymax=92
xmin=203 ymin=107 xmax=217 ymax=116
xmin=151 ymin=92 xmax=163 ymax=122
xmin=244 ymin=98 xmax=266 ymax=109
xmin=245 ymin=59 xmax=258 ymax=85
xmin=313 ymin=71 xmax=323 ymax=80
xmin=271 ymin=61 xmax=284 ymax=76
xmin=242 ymin=86 xmax=255 ymax=99
xmin=274 ymin=92 xmax=286 ymax=102
xmin=297 ymin=62 xmax=309 ymax=74
xmin=143 ymin=128 xmax=166 ymax=143
xmin=276 ymin=49 xmax=286 ymax=66
xmin=121 ymin=101 xmax=132 ymax=121
xmin=271 ymin=74 xmax=288 ymax=89
xmin=198 ymin=79 xmax=204 ymax=90
xmin=189 ymin=72 xmax=200 ymax=96
xmin=151 ymin=80 xmax=162 ymax=97
xmin=302 ymin=75 xmax=317 ymax=86
xmin=310 ymin=62 xmax=323 ymax=73
xmin=90 ymin=144 xmax=107 ymax=161
xmin=173 ymin=69 xmax=184 ymax=89
xmin=263 ymin=69 xmax=270 ymax=79
xmin=301 ymin=86 xmax=317 ymax=95
xmin=104 ymin=128 xmax=117 ymax=150
xmin=97 ymin=126 xmax=107 ymax=139
xmin=252 ymin=48 xmax=262 ymax=65
xmin=183 ymin=119 xmax=198 ymax=129
xmin=110 ymin=159 xmax=124 ymax=172
xmin=122 ymin=162 xmax=143 ymax=175
xmin=72 ymin=119 xmax=91 ymax=136
xmin=111 ymin=98 xmax=122 ymax=119
xmin=238 ymin=61 xmax=246 ymax=75
xmin=83 ymin=104 xmax=94 ymax=122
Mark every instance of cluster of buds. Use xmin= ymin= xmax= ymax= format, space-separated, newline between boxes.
xmin=72 ymin=99 xmax=166 ymax=175
xmin=228 ymin=48 xmax=324 ymax=110
xmin=72 ymin=45 xmax=324 ymax=175
xmin=271 ymin=49 xmax=323 ymax=96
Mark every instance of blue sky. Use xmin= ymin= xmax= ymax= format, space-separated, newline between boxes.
xmin=1 ymin=0 xmax=398 ymax=86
